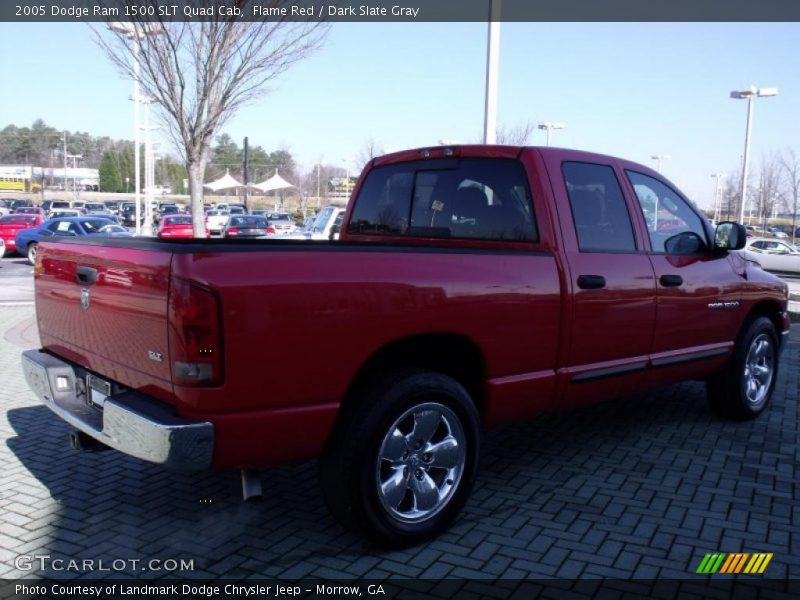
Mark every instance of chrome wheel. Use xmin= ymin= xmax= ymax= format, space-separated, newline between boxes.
xmin=743 ymin=333 xmax=774 ymax=406
xmin=27 ymin=243 xmax=37 ymax=265
xmin=376 ymin=402 xmax=466 ymax=523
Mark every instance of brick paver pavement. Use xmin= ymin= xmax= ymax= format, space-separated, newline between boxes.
xmin=1 ymin=305 xmax=798 ymax=581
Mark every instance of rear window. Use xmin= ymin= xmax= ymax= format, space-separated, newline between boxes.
xmin=347 ymin=158 xmax=536 ymax=242
xmin=230 ymin=216 xmax=267 ymax=228
xmin=51 ymin=202 xmax=70 ymax=209
xmin=1 ymin=215 xmax=36 ymax=224
xmin=165 ymin=215 xmax=192 ymax=224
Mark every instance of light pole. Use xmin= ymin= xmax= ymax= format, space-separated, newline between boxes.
xmin=711 ymin=173 xmax=725 ymax=222
xmin=538 ymin=121 xmax=566 ymax=147
xmin=66 ymin=154 xmax=82 ymax=201
xmin=108 ymin=22 xmax=164 ymax=235
xmin=125 ymin=177 xmax=130 ymax=194
xmin=730 ymin=85 xmax=779 ymax=224
xmin=139 ymin=97 xmax=158 ymax=236
xmin=651 ymin=154 xmax=671 ymax=173
xmin=316 ymin=164 xmax=321 ymax=209
xmin=483 ymin=0 xmax=501 ymax=144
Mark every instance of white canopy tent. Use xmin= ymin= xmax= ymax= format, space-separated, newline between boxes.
xmin=250 ymin=171 xmax=295 ymax=193
xmin=203 ymin=169 xmax=244 ymax=192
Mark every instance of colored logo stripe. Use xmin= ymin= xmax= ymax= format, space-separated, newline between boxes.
xmin=696 ymin=553 xmax=726 ymax=574
xmin=744 ymin=553 xmax=773 ymax=574
xmin=696 ymin=553 xmax=773 ymax=575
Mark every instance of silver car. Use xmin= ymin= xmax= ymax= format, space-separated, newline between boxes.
xmin=745 ymin=237 xmax=800 ymax=274
xmin=266 ymin=212 xmax=296 ymax=235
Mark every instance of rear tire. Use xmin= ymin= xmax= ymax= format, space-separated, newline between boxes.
xmin=27 ymin=243 xmax=38 ymax=266
xmin=319 ymin=369 xmax=480 ymax=547
xmin=707 ymin=316 xmax=779 ymax=420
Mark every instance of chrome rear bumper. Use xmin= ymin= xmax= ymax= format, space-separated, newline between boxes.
xmin=21 ymin=349 xmax=214 ymax=471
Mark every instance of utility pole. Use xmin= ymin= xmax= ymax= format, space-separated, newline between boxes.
xmin=243 ymin=137 xmax=249 ymax=211
xmin=316 ymin=164 xmax=321 ymax=209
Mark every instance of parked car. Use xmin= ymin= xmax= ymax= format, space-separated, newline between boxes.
xmin=70 ymin=201 xmax=86 ymax=209
xmin=266 ymin=212 xmax=296 ymax=235
xmin=84 ymin=202 xmax=108 ymax=214
xmin=228 ymin=206 xmax=246 ymax=216
xmin=0 ymin=200 xmax=10 ymax=217
xmin=155 ymin=204 xmax=180 ymax=224
xmin=205 ymin=210 xmax=230 ymax=235
xmin=746 ymin=237 xmax=800 ymax=274
xmin=158 ymin=215 xmax=209 ymax=239
xmin=282 ymin=206 xmax=344 ymax=241
xmin=47 ymin=209 xmax=84 ymax=220
xmin=120 ymin=203 xmax=144 ymax=227
xmin=44 ymin=201 xmax=70 ymax=218
xmin=88 ymin=211 xmax=122 ymax=225
xmin=15 ymin=216 xmax=131 ymax=264
xmin=0 ymin=236 xmax=4 ymax=255
xmin=222 ymin=215 xmax=272 ymax=238
xmin=13 ymin=207 xmax=44 ymax=216
xmin=0 ymin=213 xmax=44 ymax=255
xmin=9 ymin=199 xmax=33 ymax=210
xmin=767 ymin=227 xmax=789 ymax=239
xmin=21 ymin=145 xmax=790 ymax=547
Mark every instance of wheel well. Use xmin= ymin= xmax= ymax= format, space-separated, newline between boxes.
xmin=744 ymin=300 xmax=783 ymax=336
xmin=343 ymin=333 xmax=486 ymax=414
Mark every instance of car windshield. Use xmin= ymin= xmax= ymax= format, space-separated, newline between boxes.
xmin=161 ymin=205 xmax=178 ymax=213
xmin=86 ymin=203 xmax=106 ymax=210
xmin=165 ymin=216 xmax=192 ymax=225
xmin=51 ymin=202 xmax=70 ymax=209
xmin=268 ymin=213 xmax=291 ymax=222
xmin=229 ymin=207 xmax=245 ymax=214
xmin=81 ymin=219 xmax=115 ymax=233
xmin=312 ymin=207 xmax=336 ymax=233
xmin=230 ymin=216 xmax=267 ymax=228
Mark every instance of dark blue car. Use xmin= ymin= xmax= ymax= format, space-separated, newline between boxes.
xmin=16 ymin=216 xmax=132 ymax=265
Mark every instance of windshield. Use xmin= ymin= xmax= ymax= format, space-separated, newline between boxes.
xmin=268 ymin=213 xmax=291 ymax=222
xmin=86 ymin=203 xmax=106 ymax=210
xmin=230 ymin=216 xmax=267 ymax=228
xmin=161 ymin=205 xmax=178 ymax=213
xmin=51 ymin=202 xmax=70 ymax=209
xmin=312 ymin=207 xmax=336 ymax=233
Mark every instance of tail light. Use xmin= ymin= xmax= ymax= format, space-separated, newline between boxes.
xmin=226 ymin=227 xmax=239 ymax=236
xmin=265 ymin=226 xmax=276 ymax=235
xmin=168 ymin=277 xmax=223 ymax=387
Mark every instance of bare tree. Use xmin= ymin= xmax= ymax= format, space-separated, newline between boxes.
xmin=720 ymin=170 xmax=742 ymax=222
xmin=495 ymin=121 xmax=536 ymax=145
xmin=356 ymin=138 xmax=384 ymax=171
xmin=780 ymin=148 xmax=800 ymax=244
xmin=754 ymin=154 xmax=783 ymax=231
xmin=95 ymin=5 xmax=328 ymax=236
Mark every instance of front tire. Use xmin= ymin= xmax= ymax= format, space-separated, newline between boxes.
xmin=27 ymin=242 xmax=38 ymax=266
xmin=707 ymin=316 xmax=779 ymax=420
xmin=319 ymin=369 xmax=480 ymax=547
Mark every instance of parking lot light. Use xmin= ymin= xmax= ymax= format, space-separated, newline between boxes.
xmin=730 ymin=85 xmax=779 ymax=224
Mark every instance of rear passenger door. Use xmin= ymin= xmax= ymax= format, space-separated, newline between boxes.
xmin=553 ymin=160 xmax=657 ymax=405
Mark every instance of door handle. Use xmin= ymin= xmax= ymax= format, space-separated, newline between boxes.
xmin=659 ymin=274 xmax=683 ymax=287
xmin=577 ymin=275 xmax=606 ymax=290
xmin=76 ymin=266 xmax=98 ymax=286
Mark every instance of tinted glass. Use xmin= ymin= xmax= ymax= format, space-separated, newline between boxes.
xmin=349 ymin=158 xmax=536 ymax=242
xmin=626 ymin=171 xmax=707 ymax=254
xmin=230 ymin=216 xmax=267 ymax=228
xmin=165 ymin=216 xmax=192 ymax=225
xmin=562 ymin=162 xmax=636 ymax=252
xmin=79 ymin=219 xmax=113 ymax=233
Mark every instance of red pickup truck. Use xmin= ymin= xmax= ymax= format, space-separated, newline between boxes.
xmin=22 ymin=146 xmax=790 ymax=546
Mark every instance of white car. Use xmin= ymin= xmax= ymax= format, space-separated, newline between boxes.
xmin=205 ymin=210 xmax=230 ymax=235
xmin=746 ymin=237 xmax=800 ymax=274
xmin=281 ymin=207 xmax=343 ymax=241
xmin=0 ymin=236 xmax=5 ymax=255
xmin=267 ymin=212 xmax=297 ymax=235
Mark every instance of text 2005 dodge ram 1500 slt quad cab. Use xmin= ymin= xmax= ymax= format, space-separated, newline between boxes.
xmin=22 ymin=146 xmax=790 ymax=545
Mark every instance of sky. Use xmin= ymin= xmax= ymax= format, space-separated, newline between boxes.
xmin=1 ymin=21 xmax=798 ymax=208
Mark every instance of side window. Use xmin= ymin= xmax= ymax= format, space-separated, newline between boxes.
xmin=626 ymin=171 xmax=707 ymax=254
xmin=562 ymin=162 xmax=636 ymax=252
xmin=347 ymin=165 xmax=413 ymax=235
xmin=349 ymin=159 xmax=537 ymax=242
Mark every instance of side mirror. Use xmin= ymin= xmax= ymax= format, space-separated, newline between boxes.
xmin=714 ymin=221 xmax=746 ymax=252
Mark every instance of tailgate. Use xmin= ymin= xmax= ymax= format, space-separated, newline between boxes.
xmin=35 ymin=240 xmax=174 ymax=402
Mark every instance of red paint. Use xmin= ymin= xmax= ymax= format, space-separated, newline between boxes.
xmin=33 ymin=146 xmax=790 ymax=469
xmin=0 ymin=214 xmax=43 ymax=251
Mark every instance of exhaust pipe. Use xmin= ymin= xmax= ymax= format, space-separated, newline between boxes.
xmin=69 ymin=431 xmax=109 ymax=452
